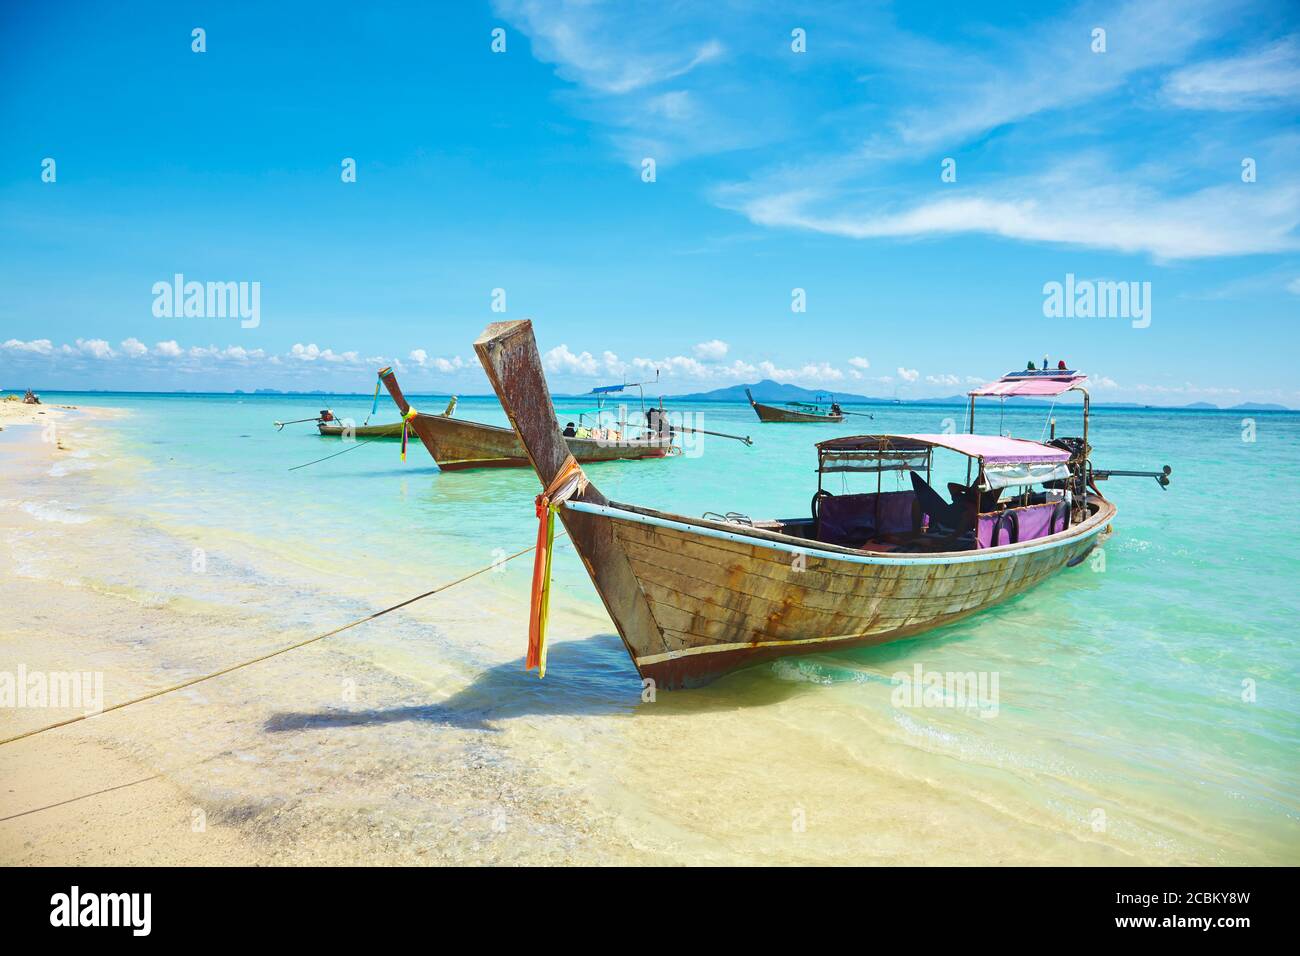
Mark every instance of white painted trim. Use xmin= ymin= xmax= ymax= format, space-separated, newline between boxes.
xmin=635 ymin=632 xmax=874 ymax=666
xmin=560 ymin=500 xmax=1109 ymax=567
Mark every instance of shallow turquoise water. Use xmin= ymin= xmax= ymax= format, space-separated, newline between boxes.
xmin=33 ymin=390 xmax=1300 ymax=861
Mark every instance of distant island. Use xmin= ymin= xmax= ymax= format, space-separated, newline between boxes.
xmin=9 ymin=384 xmax=1294 ymax=412
xmin=662 ymin=380 xmax=1293 ymax=412
xmin=670 ymin=379 xmax=889 ymax=404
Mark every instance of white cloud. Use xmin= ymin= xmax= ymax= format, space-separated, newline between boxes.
xmin=897 ymin=366 xmax=919 ymax=383
xmin=154 ymin=340 xmax=183 ymax=357
xmin=1287 ymin=277 xmax=1300 ymax=295
xmin=406 ymin=350 xmax=465 ymax=372
xmin=432 ymin=356 xmax=465 ymax=373
xmin=693 ymin=339 xmax=729 ymax=360
xmin=880 ymin=1 xmax=1214 ymax=155
xmin=496 ymin=1 xmax=724 ymax=95
xmin=602 ymin=350 xmax=627 ymax=376
xmin=119 ymin=337 xmax=148 ymax=358
xmin=544 ymin=344 xmax=599 ymax=376
xmin=755 ymin=359 xmax=844 ymax=385
xmin=2 ymin=338 xmax=53 ymax=355
xmin=1163 ymin=37 xmax=1300 ymax=111
xmin=734 ymin=173 xmax=1300 ymax=261
xmin=633 ymin=354 xmax=709 ymax=378
xmin=290 ymin=343 xmax=359 ymax=364
xmin=75 ymin=338 xmax=114 ymax=360
xmin=925 ymin=373 xmax=960 ymax=386
xmin=849 ymin=356 xmax=870 ymax=370
xmin=647 ymin=90 xmax=695 ymax=121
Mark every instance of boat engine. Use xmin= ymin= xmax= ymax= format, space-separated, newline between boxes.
xmin=319 ymin=409 xmax=335 ymax=423
xmin=1046 ymin=436 xmax=1091 ymax=518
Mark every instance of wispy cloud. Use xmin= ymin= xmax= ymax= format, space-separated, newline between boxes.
xmin=497 ymin=1 xmax=724 ymax=95
xmin=500 ymin=0 xmax=1299 ymax=260
xmin=1163 ymin=36 xmax=1300 ymax=110
xmin=728 ymin=172 xmax=1300 ymax=260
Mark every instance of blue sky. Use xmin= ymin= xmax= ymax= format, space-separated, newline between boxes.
xmin=2 ymin=0 xmax=1298 ymax=405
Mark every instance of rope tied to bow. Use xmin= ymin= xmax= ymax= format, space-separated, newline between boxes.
xmin=527 ymin=456 xmax=587 ymax=677
xmin=401 ymin=406 xmax=419 ymax=460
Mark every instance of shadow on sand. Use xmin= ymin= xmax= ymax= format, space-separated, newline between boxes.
xmin=263 ymin=633 xmax=812 ymax=735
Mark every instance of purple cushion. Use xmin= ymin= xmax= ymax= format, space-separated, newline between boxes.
xmin=977 ymin=501 xmax=1068 ymax=549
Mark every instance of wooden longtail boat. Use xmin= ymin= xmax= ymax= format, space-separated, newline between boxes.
xmin=318 ymin=420 xmax=406 ymax=438
xmin=378 ymin=367 xmax=675 ymax=471
xmin=476 ymin=321 xmax=1171 ymax=689
xmin=316 ymin=397 xmax=457 ymax=438
xmin=746 ymin=388 xmax=844 ymax=423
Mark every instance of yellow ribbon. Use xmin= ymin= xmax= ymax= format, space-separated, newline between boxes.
xmin=527 ymin=457 xmax=587 ymax=677
xmin=401 ymin=406 xmax=419 ymax=461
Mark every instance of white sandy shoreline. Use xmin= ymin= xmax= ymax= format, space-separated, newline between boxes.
xmin=0 ymin=403 xmax=619 ymax=864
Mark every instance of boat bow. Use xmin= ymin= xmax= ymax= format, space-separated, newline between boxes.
xmin=474 ymin=320 xmax=665 ymax=679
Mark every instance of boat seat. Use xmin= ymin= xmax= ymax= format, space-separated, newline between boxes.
xmin=910 ymin=472 xmax=963 ymax=530
xmin=816 ymin=491 xmax=920 ymax=546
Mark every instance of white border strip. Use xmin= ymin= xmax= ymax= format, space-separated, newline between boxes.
xmin=635 ymin=632 xmax=875 ymax=666
xmin=561 ymin=500 xmax=1108 ymax=567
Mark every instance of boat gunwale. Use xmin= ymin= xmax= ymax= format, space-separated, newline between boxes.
xmin=563 ymin=495 xmax=1115 ymax=566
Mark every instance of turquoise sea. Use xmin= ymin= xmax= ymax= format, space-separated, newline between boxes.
xmin=19 ymin=390 xmax=1300 ymax=863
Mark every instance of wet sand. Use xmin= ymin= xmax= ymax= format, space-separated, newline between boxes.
xmin=0 ymin=402 xmax=616 ymax=864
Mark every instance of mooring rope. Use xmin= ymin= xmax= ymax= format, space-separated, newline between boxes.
xmin=288 ymin=438 xmax=377 ymax=471
xmin=0 ymin=533 xmax=566 ymax=748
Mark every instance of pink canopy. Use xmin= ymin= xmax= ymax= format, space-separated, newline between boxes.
xmin=899 ymin=433 xmax=1069 ymax=464
xmin=968 ymin=372 xmax=1087 ymax=397
xmin=818 ymin=434 xmax=1070 ymax=464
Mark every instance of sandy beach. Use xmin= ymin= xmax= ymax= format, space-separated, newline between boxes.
xmin=0 ymin=401 xmax=617 ymax=864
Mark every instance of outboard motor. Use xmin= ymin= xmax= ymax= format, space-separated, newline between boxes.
xmin=319 ymin=409 xmax=335 ymax=423
xmin=1047 ymin=436 xmax=1091 ymax=518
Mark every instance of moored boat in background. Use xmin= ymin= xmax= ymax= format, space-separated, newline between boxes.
xmin=746 ymin=388 xmax=844 ymax=422
xmin=378 ymin=366 xmax=675 ymax=470
xmin=316 ymin=396 xmax=457 ymax=438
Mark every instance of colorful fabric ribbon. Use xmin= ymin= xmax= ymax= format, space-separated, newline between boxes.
xmin=401 ymin=406 xmax=418 ymax=461
xmin=527 ymin=457 xmax=587 ymax=677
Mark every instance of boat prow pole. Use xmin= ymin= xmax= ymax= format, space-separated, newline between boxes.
xmin=473 ymin=320 xmax=605 ymax=502
xmin=475 ymin=320 xmax=664 ymax=680
xmin=376 ymin=366 xmax=412 ymax=416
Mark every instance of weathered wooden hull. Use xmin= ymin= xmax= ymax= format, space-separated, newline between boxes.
xmin=407 ymin=414 xmax=673 ymax=470
xmin=317 ymin=421 xmax=408 ymax=438
xmin=750 ymin=399 xmax=843 ymax=423
xmin=475 ymin=320 xmax=1114 ymax=689
xmin=564 ymin=499 xmax=1112 ymax=687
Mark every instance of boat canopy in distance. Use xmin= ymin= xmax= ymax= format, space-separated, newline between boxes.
xmin=968 ymin=369 xmax=1088 ymax=397
xmin=817 ymin=433 xmax=1072 ymax=490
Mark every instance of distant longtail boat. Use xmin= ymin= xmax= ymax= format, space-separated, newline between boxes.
xmin=377 ymin=367 xmax=675 ymax=470
xmin=746 ymin=388 xmax=844 ymax=422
